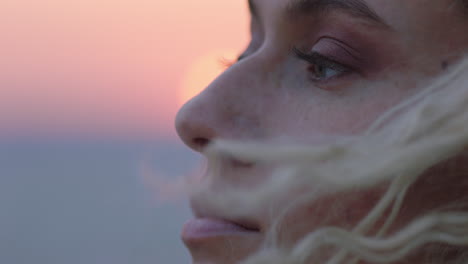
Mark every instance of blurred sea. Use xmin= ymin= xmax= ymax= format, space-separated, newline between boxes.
xmin=0 ymin=139 xmax=199 ymax=264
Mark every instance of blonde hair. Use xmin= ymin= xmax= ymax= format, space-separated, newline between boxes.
xmin=193 ymin=56 xmax=468 ymax=264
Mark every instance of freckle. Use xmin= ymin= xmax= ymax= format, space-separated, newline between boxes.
xmin=441 ymin=61 xmax=449 ymax=70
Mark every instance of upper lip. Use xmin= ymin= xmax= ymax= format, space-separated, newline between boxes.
xmin=188 ymin=152 xmax=259 ymax=231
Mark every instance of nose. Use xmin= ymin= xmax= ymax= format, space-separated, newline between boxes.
xmin=175 ymin=96 xmax=218 ymax=152
xmin=175 ymin=57 xmax=266 ymax=153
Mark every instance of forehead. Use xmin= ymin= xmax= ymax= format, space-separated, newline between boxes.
xmin=248 ymin=0 xmax=452 ymax=30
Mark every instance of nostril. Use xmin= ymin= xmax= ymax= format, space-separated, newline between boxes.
xmin=193 ymin=137 xmax=211 ymax=151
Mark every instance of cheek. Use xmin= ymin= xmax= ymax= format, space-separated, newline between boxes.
xmin=271 ymin=185 xmax=388 ymax=248
xmin=270 ymin=81 xmax=414 ymax=139
xmin=266 ymin=153 xmax=468 ymax=257
xmin=389 ymin=151 xmax=468 ymax=232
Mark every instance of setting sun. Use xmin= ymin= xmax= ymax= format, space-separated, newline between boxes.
xmin=179 ymin=49 xmax=239 ymax=106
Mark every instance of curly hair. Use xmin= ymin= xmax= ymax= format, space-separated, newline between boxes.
xmin=204 ymin=57 xmax=468 ymax=264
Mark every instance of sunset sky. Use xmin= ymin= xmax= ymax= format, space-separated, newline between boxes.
xmin=0 ymin=0 xmax=250 ymax=140
xmin=0 ymin=2 xmax=252 ymax=262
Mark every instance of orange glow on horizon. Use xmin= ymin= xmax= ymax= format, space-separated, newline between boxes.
xmin=179 ymin=50 xmax=238 ymax=106
xmin=0 ymin=0 xmax=249 ymax=140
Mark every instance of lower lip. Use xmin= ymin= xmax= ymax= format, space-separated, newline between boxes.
xmin=182 ymin=218 xmax=259 ymax=242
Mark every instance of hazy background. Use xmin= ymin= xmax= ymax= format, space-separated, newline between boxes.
xmin=0 ymin=1 xmax=249 ymax=263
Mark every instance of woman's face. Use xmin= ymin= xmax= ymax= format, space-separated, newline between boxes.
xmin=175 ymin=0 xmax=468 ymax=263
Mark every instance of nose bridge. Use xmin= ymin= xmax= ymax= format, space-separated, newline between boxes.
xmin=175 ymin=52 xmax=272 ymax=151
xmin=208 ymin=56 xmax=267 ymax=110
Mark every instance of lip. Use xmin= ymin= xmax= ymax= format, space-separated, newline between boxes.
xmin=182 ymin=218 xmax=260 ymax=243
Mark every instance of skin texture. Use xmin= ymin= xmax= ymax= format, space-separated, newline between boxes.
xmin=175 ymin=0 xmax=468 ymax=263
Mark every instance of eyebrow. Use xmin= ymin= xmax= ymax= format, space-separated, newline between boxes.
xmin=248 ymin=0 xmax=388 ymax=27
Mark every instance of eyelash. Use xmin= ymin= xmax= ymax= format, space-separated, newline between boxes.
xmin=219 ymin=52 xmax=254 ymax=70
xmin=219 ymin=57 xmax=237 ymax=69
xmin=292 ymin=47 xmax=353 ymax=82
xmin=220 ymin=48 xmax=354 ymax=84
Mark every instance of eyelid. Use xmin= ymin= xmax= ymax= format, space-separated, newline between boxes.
xmin=316 ymin=37 xmax=362 ymax=62
xmin=310 ymin=37 xmax=365 ymax=70
xmin=292 ymin=47 xmax=353 ymax=72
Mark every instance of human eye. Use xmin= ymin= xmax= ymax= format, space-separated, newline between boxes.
xmin=293 ymin=47 xmax=353 ymax=82
xmin=293 ymin=37 xmax=364 ymax=89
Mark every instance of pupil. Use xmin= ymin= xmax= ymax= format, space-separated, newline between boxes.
xmin=316 ymin=65 xmax=325 ymax=78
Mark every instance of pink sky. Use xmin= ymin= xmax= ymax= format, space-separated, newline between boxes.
xmin=0 ymin=0 xmax=249 ymax=140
